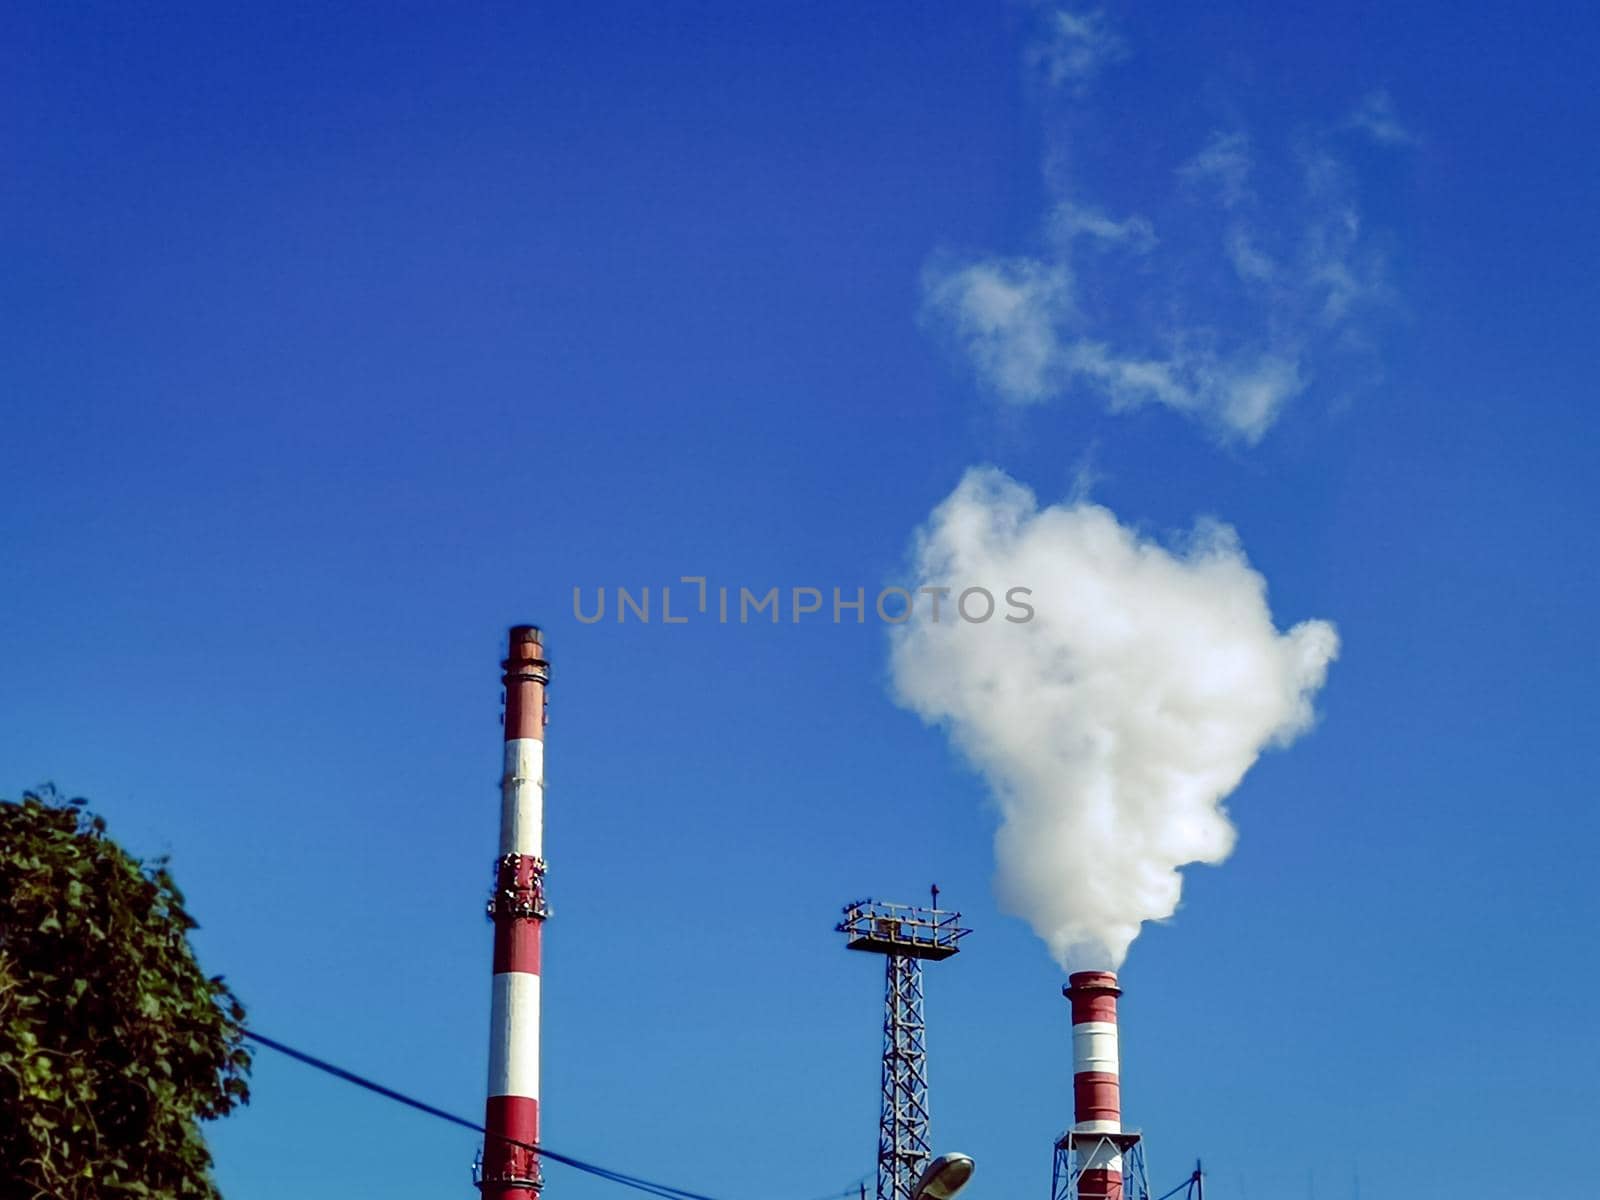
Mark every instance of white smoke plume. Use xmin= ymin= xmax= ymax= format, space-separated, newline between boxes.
xmin=889 ymin=468 xmax=1339 ymax=970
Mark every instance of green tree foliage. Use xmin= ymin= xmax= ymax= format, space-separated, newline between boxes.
xmin=0 ymin=787 xmax=250 ymax=1198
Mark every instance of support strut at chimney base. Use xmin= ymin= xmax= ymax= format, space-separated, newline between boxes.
xmin=1051 ymin=1132 xmax=1150 ymax=1200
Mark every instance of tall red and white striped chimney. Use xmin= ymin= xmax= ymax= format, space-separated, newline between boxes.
xmin=1065 ymin=971 xmax=1123 ymax=1200
xmin=483 ymin=626 xmax=550 ymax=1197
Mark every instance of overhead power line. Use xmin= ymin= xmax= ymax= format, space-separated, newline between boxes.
xmin=243 ymin=1031 xmax=867 ymax=1200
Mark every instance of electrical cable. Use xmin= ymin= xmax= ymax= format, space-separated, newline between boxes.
xmin=1149 ymin=1170 xmax=1202 ymax=1200
xmin=245 ymin=1030 xmax=863 ymax=1200
xmin=246 ymin=1031 xmax=721 ymax=1200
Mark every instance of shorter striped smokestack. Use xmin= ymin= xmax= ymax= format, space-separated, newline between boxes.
xmin=1066 ymin=971 xmax=1122 ymax=1200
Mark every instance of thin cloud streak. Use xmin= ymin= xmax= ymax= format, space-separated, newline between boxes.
xmin=923 ymin=7 xmax=1408 ymax=443
xmin=1027 ymin=8 xmax=1127 ymax=93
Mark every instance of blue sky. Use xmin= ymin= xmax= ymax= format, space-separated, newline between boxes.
xmin=3 ymin=3 xmax=1597 ymax=1198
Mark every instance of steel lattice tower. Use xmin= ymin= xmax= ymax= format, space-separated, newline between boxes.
xmin=838 ymin=896 xmax=969 ymax=1200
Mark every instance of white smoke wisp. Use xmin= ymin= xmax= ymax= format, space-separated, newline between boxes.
xmin=889 ymin=468 xmax=1339 ymax=971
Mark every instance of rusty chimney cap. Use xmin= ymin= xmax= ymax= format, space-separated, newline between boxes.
xmin=506 ymin=626 xmax=546 ymax=658
xmin=503 ymin=625 xmax=550 ymax=683
xmin=1064 ymin=970 xmax=1121 ymax=998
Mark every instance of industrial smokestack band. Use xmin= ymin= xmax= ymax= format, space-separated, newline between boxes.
xmin=483 ymin=626 xmax=550 ymax=1196
xmin=1066 ymin=971 xmax=1122 ymax=1200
